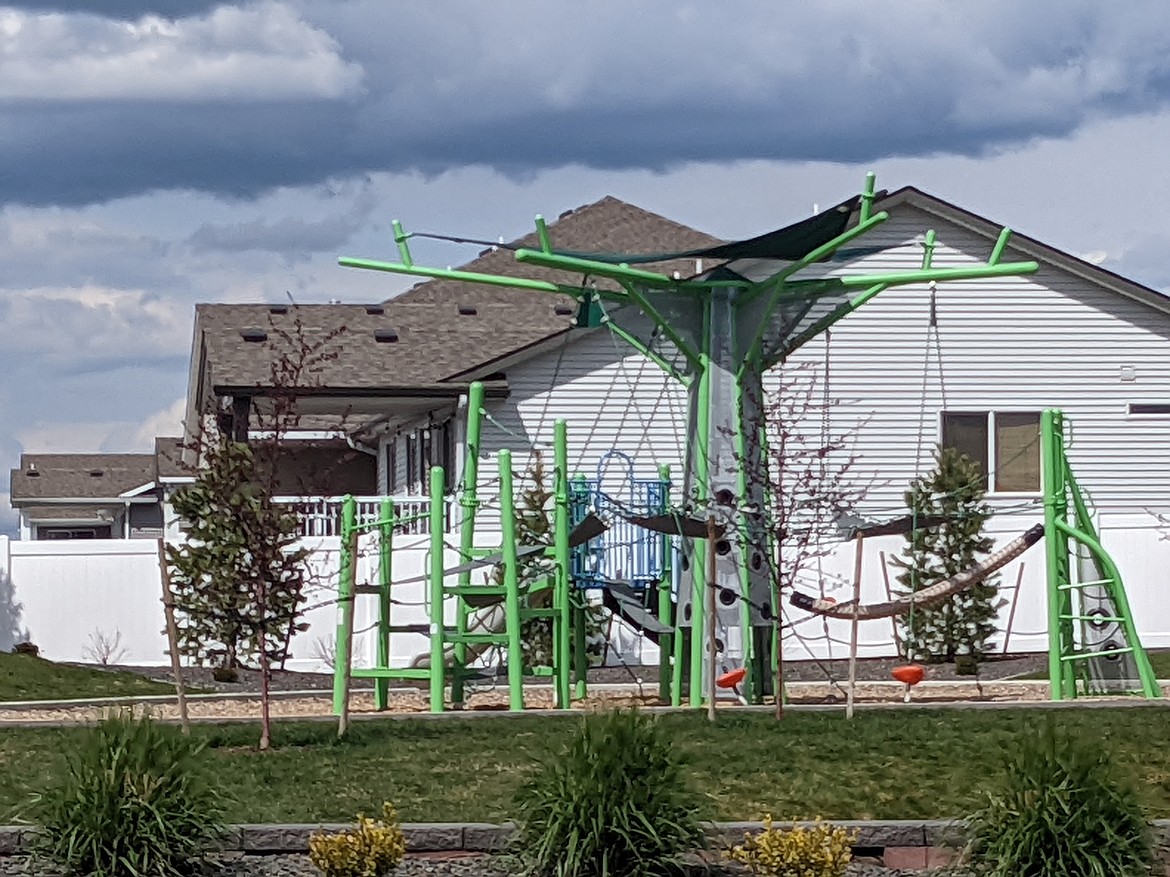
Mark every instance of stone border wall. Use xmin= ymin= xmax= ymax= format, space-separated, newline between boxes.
xmin=1 ymin=819 xmax=1166 ymax=856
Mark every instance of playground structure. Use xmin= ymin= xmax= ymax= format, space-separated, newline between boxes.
xmin=331 ymin=388 xmax=677 ymax=718
xmin=331 ymin=172 xmax=1161 ymax=714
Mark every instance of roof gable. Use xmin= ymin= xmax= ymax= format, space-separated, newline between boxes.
xmin=880 ymin=187 xmax=1170 ymax=317
xmin=391 ymin=195 xmax=723 ymax=307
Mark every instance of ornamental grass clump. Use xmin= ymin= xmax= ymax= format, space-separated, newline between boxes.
xmin=513 ymin=709 xmax=706 ymax=877
xmin=964 ymin=718 xmax=1154 ymax=877
xmin=725 ymin=816 xmax=855 ymax=877
xmin=29 ymin=711 xmax=224 ymax=877
xmin=309 ymin=803 xmax=406 ymax=877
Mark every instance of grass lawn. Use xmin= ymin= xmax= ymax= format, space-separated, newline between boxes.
xmin=2 ymin=708 xmax=1170 ymax=823
xmin=0 ymin=653 xmax=175 ymax=702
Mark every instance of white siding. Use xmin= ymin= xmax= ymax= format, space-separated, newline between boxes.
xmin=473 ymin=321 xmax=688 ymax=531
xmin=779 ymin=204 xmax=1170 ymax=520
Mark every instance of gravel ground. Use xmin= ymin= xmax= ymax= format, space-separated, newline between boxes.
xmin=102 ymin=652 xmax=1050 ymax=696
xmin=0 ymin=679 xmax=1065 ymax=725
xmin=0 ymin=854 xmax=964 ymax=877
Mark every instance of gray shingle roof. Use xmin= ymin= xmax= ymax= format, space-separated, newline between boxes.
xmin=196 ymin=301 xmax=573 ymax=393
xmin=392 ymin=195 xmax=723 ymax=307
xmin=154 ymin=437 xmax=190 ymax=479
xmin=193 ymin=196 xmax=722 ymax=399
xmin=10 ymin=453 xmax=156 ymax=502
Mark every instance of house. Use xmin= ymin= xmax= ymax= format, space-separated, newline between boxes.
xmin=10 ymin=184 xmax=1170 ymax=667
xmin=180 ymin=196 xmax=720 ymax=532
xmin=8 ymin=437 xmax=189 ymax=541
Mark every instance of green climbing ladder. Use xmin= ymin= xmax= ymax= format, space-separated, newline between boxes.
xmin=331 ymin=380 xmax=583 ymax=716
xmin=1042 ymin=408 xmax=1160 ymax=699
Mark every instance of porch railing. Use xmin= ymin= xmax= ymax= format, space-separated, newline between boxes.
xmin=277 ymin=495 xmax=453 ymax=538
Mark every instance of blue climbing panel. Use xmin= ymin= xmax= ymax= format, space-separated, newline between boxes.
xmin=569 ymin=450 xmax=670 ymax=589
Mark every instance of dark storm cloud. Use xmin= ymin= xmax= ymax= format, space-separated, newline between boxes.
xmin=5 ymin=1 xmax=1170 ymax=207
xmin=187 ymin=189 xmax=375 ymax=254
xmin=2 ymin=1 xmax=223 ymax=18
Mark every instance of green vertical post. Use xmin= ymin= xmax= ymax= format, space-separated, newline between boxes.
xmin=553 ymin=420 xmax=572 ymax=709
xmin=452 ymin=381 xmax=484 ymax=706
xmin=499 ymin=450 xmax=525 ymax=711
xmin=332 ymin=495 xmax=357 ymax=715
xmin=428 ymin=466 xmax=447 ymax=713
xmin=375 ymin=497 xmax=394 ymax=711
xmin=689 ymin=299 xmax=712 ymax=707
xmin=1041 ymin=410 xmax=1072 ymax=700
xmin=657 ymin=463 xmax=673 ymax=703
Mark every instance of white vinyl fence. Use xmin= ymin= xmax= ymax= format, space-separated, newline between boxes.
xmin=2 ymin=512 xmax=1168 ymax=675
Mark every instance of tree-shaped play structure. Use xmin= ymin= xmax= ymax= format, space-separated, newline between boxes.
xmin=339 ymin=173 xmax=1045 ymax=704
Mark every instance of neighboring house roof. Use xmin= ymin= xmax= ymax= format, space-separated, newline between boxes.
xmin=185 ymin=186 xmax=1170 ymax=440
xmin=10 ymin=453 xmax=156 ymax=504
xmin=391 ymin=195 xmax=724 ymax=307
xmin=154 ymin=437 xmax=190 ymax=480
xmin=194 ymin=302 xmax=572 ymax=395
xmin=881 ymin=186 xmax=1170 ymax=315
xmin=188 ymin=196 xmax=725 ymax=411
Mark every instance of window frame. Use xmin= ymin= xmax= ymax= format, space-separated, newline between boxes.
xmin=937 ymin=409 xmax=1043 ymax=497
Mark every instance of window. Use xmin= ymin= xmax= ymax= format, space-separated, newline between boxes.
xmin=1129 ymin=403 xmax=1170 ymax=416
xmin=38 ymin=526 xmax=112 ymax=540
xmin=940 ymin=411 xmax=1041 ymax=493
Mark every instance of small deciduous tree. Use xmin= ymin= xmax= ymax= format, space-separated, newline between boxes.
xmin=737 ymin=358 xmax=867 ymax=713
xmin=166 ymin=306 xmax=351 ymax=749
xmin=896 ymin=446 xmax=998 ymax=663
xmin=166 ymin=440 xmax=311 ymax=749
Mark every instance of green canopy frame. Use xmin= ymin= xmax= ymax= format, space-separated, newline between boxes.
xmin=339 ymin=172 xmax=1040 ymax=706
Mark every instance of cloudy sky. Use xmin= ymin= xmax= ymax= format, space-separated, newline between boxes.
xmin=4 ymin=1 xmax=1170 ymax=534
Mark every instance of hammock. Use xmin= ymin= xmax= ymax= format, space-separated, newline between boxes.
xmin=788 ymin=523 xmax=1043 ymax=620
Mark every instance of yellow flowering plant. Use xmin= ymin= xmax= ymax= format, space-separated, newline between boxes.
xmin=308 ymin=802 xmax=407 ymax=877
xmin=725 ymin=815 xmax=856 ymax=877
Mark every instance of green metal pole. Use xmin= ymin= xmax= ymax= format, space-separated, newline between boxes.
xmin=499 ymin=450 xmax=525 ymax=711
xmin=689 ymin=298 xmax=712 ymax=707
xmin=332 ymin=495 xmax=357 ymax=716
xmin=657 ymin=464 xmax=673 ymax=703
xmin=553 ymin=420 xmax=572 ymax=709
xmin=452 ymin=381 xmax=484 ymax=706
xmin=1041 ymin=410 xmax=1071 ymax=700
xmin=428 ymin=467 xmax=447 ymax=713
xmin=836 ymin=261 xmax=1039 ymax=288
xmin=375 ymin=497 xmax=394 ymax=711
